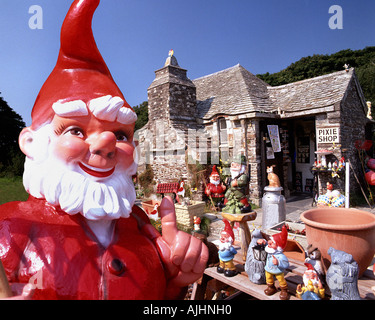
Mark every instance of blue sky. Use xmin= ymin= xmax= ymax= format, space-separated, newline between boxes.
xmin=0 ymin=0 xmax=374 ymax=126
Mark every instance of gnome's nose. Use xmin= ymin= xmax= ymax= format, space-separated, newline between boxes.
xmin=90 ymin=132 xmax=116 ymax=160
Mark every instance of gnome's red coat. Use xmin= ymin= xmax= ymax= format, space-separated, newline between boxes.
xmin=0 ymin=197 xmax=167 ymax=300
xmin=205 ymin=183 xmax=225 ymax=198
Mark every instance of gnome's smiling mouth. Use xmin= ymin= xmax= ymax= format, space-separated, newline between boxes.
xmin=79 ymin=162 xmax=115 ymax=178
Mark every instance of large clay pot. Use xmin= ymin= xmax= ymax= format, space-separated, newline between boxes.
xmin=301 ymin=208 xmax=375 ymax=277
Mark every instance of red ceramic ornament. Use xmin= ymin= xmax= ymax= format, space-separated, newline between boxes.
xmin=365 ymin=170 xmax=375 ymax=186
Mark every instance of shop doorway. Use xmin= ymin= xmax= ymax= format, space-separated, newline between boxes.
xmin=287 ymin=118 xmax=316 ymax=196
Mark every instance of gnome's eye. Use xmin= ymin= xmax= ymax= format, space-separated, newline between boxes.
xmin=65 ymin=127 xmax=84 ymax=138
xmin=115 ymin=131 xmax=128 ymax=142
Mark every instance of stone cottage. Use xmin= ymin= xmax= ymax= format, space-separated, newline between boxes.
xmin=136 ymin=52 xmax=373 ymax=205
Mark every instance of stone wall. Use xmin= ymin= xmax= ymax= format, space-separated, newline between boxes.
xmin=138 ymin=56 xmax=205 ymax=194
xmin=174 ymin=201 xmax=205 ymax=231
xmin=148 ymin=82 xmax=170 ymax=124
xmin=315 ymin=78 xmax=368 ymax=196
xmin=247 ymin=119 xmax=262 ymax=206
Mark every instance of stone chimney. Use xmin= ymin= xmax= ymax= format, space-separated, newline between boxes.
xmin=147 ymin=51 xmax=197 ymax=130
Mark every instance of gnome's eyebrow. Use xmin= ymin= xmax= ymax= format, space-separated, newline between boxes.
xmin=52 ymin=96 xmax=138 ymax=125
xmin=88 ymin=95 xmax=138 ymax=125
xmin=52 ymin=100 xmax=89 ymax=117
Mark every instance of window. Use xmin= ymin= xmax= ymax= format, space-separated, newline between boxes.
xmin=219 ymin=118 xmax=228 ymax=145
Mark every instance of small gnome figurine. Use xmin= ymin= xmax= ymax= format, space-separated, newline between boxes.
xmin=257 ymin=225 xmax=289 ymax=300
xmin=296 ymin=263 xmax=325 ymax=300
xmin=193 ymin=216 xmax=201 ymax=231
xmin=339 ymin=157 xmax=345 ymax=170
xmin=223 ymin=155 xmax=252 ymax=213
xmin=205 ymin=165 xmax=226 ymax=208
xmin=326 ymin=182 xmax=334 ymax=197
xmin=217 ymin=219 xmax=237 ymax=277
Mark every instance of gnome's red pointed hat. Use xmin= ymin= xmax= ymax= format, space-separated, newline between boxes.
xmin=221 ymin=219 xmax=235 ymax=242
xmin=304 ymin=262 xmax=315 ymax=271
xmin=271 ymin=225 xmax=288 ymax=250
xmin=31 ymin=0 xmax=136 ymax=129
xmin=210 ymin=165 xmax=220 ymax=177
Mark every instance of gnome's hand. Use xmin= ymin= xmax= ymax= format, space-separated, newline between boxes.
xmin=257 ymin=239 xmax=267 ymax=245
xmin=231 ymin=179 xmax=238 ymax=187
xmin=0 ymin=283 xmax=35 ymax=300
xmin=142 ymin=196 xmax=209 ymax=299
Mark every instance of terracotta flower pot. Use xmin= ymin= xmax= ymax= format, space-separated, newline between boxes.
xmin=301 ymin=208 xmax=375 ymax=277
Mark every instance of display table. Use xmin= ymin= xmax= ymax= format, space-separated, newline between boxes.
xmin=191 ymin=251 xmax=375 ymax=300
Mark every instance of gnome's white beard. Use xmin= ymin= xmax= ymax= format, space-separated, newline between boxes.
xmin=265 ymin=245 xmax=283 ymax=254
xmin=23 ymin=126 xmax=137 ymax=221
xmin=230 ymin=165 xmax=245 ymax=179
xmin=209 ymin=177 xmax=220 ymax=186
xmin=219 ymin=241 xmax=233 ymax=251
xmin=303 ymin=273 xmax=320 ymax=287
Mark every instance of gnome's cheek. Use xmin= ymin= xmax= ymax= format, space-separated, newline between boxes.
xmin=116 ymin=143 xmax=136 ymax=168
xmin=52 ymin=136 xmax=88 ymax=164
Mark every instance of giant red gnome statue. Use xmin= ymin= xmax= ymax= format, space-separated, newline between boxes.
xmin=0 ymin=0 xmax=208 ymax=300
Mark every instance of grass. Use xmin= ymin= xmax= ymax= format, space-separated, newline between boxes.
xmin=0 ymin=176 xmax=29 ymax=205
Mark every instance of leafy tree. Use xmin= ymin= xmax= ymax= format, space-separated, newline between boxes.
xmin=257 ymin=46 xmax=375 ymax=106
xmin=0 ymin=94 xmax=26 ymax=176
xmin=133 ymin=101 xmax=149 ymax=131
xmin=356 ymin=63 xmax=375 ymax=104
xmin=138 ymin=164 xmax=155 ymax=197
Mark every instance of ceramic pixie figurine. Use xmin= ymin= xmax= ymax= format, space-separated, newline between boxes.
xmin=205 ymin=165 xmax=226 ymax=208
xmin=193 ymin=216 xmax=201 ymax=231
xmin=217 ymin=219 xmax=238 ymax=277
xmin=0 ymin=0 xmax=208 ymax=300
xmin=296 ymin=263 xmax=325 ymax=300
xmin=223 ymin=155 xmax=252 ymax=213
xmin=257 ymin=225 xmax=289 ymax=300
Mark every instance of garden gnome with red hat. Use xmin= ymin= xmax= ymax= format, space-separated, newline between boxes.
xmin=257 ymin=225 xmax=290 ymax=299
xmin=223 ymin=155 xmax=252 ymax=213
xmin=296 ymin=263 xmax=325 ymax=300
xmin=205 ymin=165 xmax=226 ymax=208
xmin=0 ymin=0 xmax=208 ymax=300
xmin=217 ymin=220 xmax=238 ymax=277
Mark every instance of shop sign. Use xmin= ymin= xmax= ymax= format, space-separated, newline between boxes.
xmin=316 ymin=126 xmax=340 ymax=144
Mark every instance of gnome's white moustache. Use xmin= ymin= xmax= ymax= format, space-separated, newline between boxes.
xmin=219 ymin=241 xmax=232 ymax=251
xmin=209 ymin=177 xmax=220 ymax=186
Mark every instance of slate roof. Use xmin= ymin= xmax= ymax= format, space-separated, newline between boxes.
xmin=193 ymin=65 xmax=360 ymax=121
xmin=193 ymin=64 xmax=272 ymax=120
xmin=268 ymin=68 xmax=356 ymax=116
